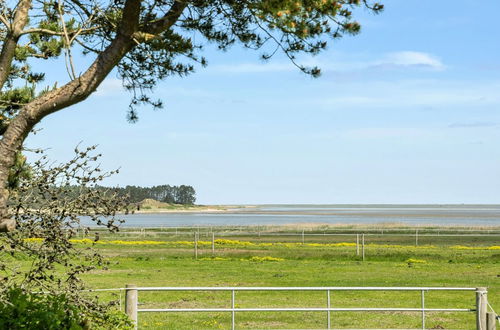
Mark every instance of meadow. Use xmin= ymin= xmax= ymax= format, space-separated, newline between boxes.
xmin=71 ymin=226 xmax=500 ymax=330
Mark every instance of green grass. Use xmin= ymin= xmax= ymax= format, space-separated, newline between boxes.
xmin=72 ymin=236 xmax=500 ymax=330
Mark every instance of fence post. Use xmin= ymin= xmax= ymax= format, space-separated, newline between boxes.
xmin=421 ymin=290 xmax=425 ymax=330
xmin=476 ymin=287 xmax=487 ymax=330
xmin=327 ymin=289 xmax=331 ymax=329
xmin=487 ymin=312 xmax=497 ymax=330
xmin=302 ymin=230 xmax=305 ymax=244
xmin=362 ymin=234 xmax=365 ymax=261
xmin=194 ymin=232 xmax=198 ymax=259
xmin=231 ymin=290 xmax=236 ymax=330
xmin=125 ymin=284 xmax=138 ymax=329
xmin=212 ymin=232 xmax=215 ymax=255
xmin=415 ymin=229 xmax=419 ymax=246
xmin=356 ymin=234 xmax=360 ymax=256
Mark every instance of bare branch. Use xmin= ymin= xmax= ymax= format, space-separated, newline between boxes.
xmin=19 ymin=26 xmax=97 ymax=36
xmin=58 ymin=0 xmax=77 ymax=80
xmin=0 ymin=14 xmax=10 ymax=30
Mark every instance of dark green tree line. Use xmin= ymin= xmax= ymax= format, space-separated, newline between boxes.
xmin=107 ymin=184 xmax=196 ymax=204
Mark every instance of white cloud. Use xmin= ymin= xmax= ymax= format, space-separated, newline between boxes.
xmin=208 ymin=62 xmax=294 ymax=74
xmin=375 ymin=51 xmax=446 ymax=71
xmin=205 ymin=51 xmax=446 ymax=75
xmin=95 ymin=78 xmax=124 ymax=96
xmin=339 ymin=127 xmax=432 ymax=140
xmin=448 ymin=122 xmax=498 ymax=129
xmin=313 ymin=79 xmax=500 ymax=109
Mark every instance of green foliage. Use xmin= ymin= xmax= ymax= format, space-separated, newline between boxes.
xmin=7 ymin=152 xmax=31 ymax=190
xmin=0 ymin=287 xmax=133 ymax=330
xmin=0 ymin=287 xmax=84 ymax=330
xmin=0 ymin=86 xmax=35 ymax=114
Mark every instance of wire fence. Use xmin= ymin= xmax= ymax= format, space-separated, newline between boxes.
xmin=80 ymin=225 xmax=500 ymax=249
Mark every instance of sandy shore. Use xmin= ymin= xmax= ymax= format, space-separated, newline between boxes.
xmin=133 ymin=205 xmax=256 ymax=214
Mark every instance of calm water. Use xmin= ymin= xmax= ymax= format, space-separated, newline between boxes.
xmin=81 ymin=205 xmax=500 ymax=227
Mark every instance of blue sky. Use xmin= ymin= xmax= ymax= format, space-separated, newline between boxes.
xmin=26 ymin=0 xmax=500 ymax=204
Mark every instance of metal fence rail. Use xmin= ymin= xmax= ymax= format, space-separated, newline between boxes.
xmin=123 ymin=286 xmax=496 ymax=330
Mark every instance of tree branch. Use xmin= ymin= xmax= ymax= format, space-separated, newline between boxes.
xmin=19 ymin=27 xmax=97 ymax=36
xmin=58 ymin=0 xmax=77 ymax=80
xmin=0 ymin=14 xmax=9 ymax=29
xmin=0 ymin=0 xmax=32 ymax=91
xmin=140 ymin=0 xmax=187 ymax=36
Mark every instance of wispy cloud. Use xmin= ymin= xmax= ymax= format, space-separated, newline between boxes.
xmin=448 ymin=122 xmax=498 ymax=129
xmin=207 ymin=62 xmax=294 ymax=74
xmin=312 ymin=79 xmax=500 ymax=109
xmin=339 ymin=127 xmax=431 ymax=140
xmin=206 ymin=51 xmax=446 ymax=75
xmin=373 ymin=51 xmax=446 ymax=71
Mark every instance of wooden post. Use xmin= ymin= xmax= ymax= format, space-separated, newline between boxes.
xmin=356 ymin=234 xmax=360 ymax=256
xmin=125 ymin=284 xmax=138 ymax=329
xmin=212 ymin=232 xmax=215 ymax=255
xmin=476 ymin=287 xmax=487 ymax=330
xmin=302 ymin=229 xmax=305 ymax=244
xmin=327 ymin=289 xmax=331 ymax=329
xmin=231 ymin=290 xmax=236 ymax=330
xmin=415 ymin=229 xmax=419 ymax=246
xmin=362 ymin=234 xmax=365 ymax=261
xmin=487 ymin=312 xmax=497 ymax=330
xmin=194 ymin=232 xmax=198 ymax=259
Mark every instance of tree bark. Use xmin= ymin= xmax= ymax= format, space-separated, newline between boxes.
xmin=0 ymin=0 xmax=32 ymax=90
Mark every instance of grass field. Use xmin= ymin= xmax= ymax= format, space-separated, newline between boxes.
xmin=68 ymin=228 xmax=500 ymax=330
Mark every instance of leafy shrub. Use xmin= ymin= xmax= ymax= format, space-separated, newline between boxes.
xmin=0 ymin=288 xmax=84 ymax=329
xmin=0 ymin=287 xmax=132 ymax=330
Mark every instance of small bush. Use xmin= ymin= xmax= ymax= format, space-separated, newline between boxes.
xmin=0 ymin=288 xmax=132 ymax=330
xmin=0 ymin=288 xmax=84 ymax=329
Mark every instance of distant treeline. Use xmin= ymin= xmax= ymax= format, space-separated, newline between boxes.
xmin=109 ymin=185 xmax=196 ymax=205
xmin=11 ymin=184 xmax=196 ymax=207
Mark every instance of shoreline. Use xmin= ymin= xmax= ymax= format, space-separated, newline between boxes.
xmin=99 ymin=222 xmax=500 ymax=230
xmin=132 ymin=205 xmax=257 ymax=214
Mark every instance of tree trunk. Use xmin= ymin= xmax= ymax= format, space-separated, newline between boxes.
xmin=0 ymin=111 xmax=34 ymax=232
